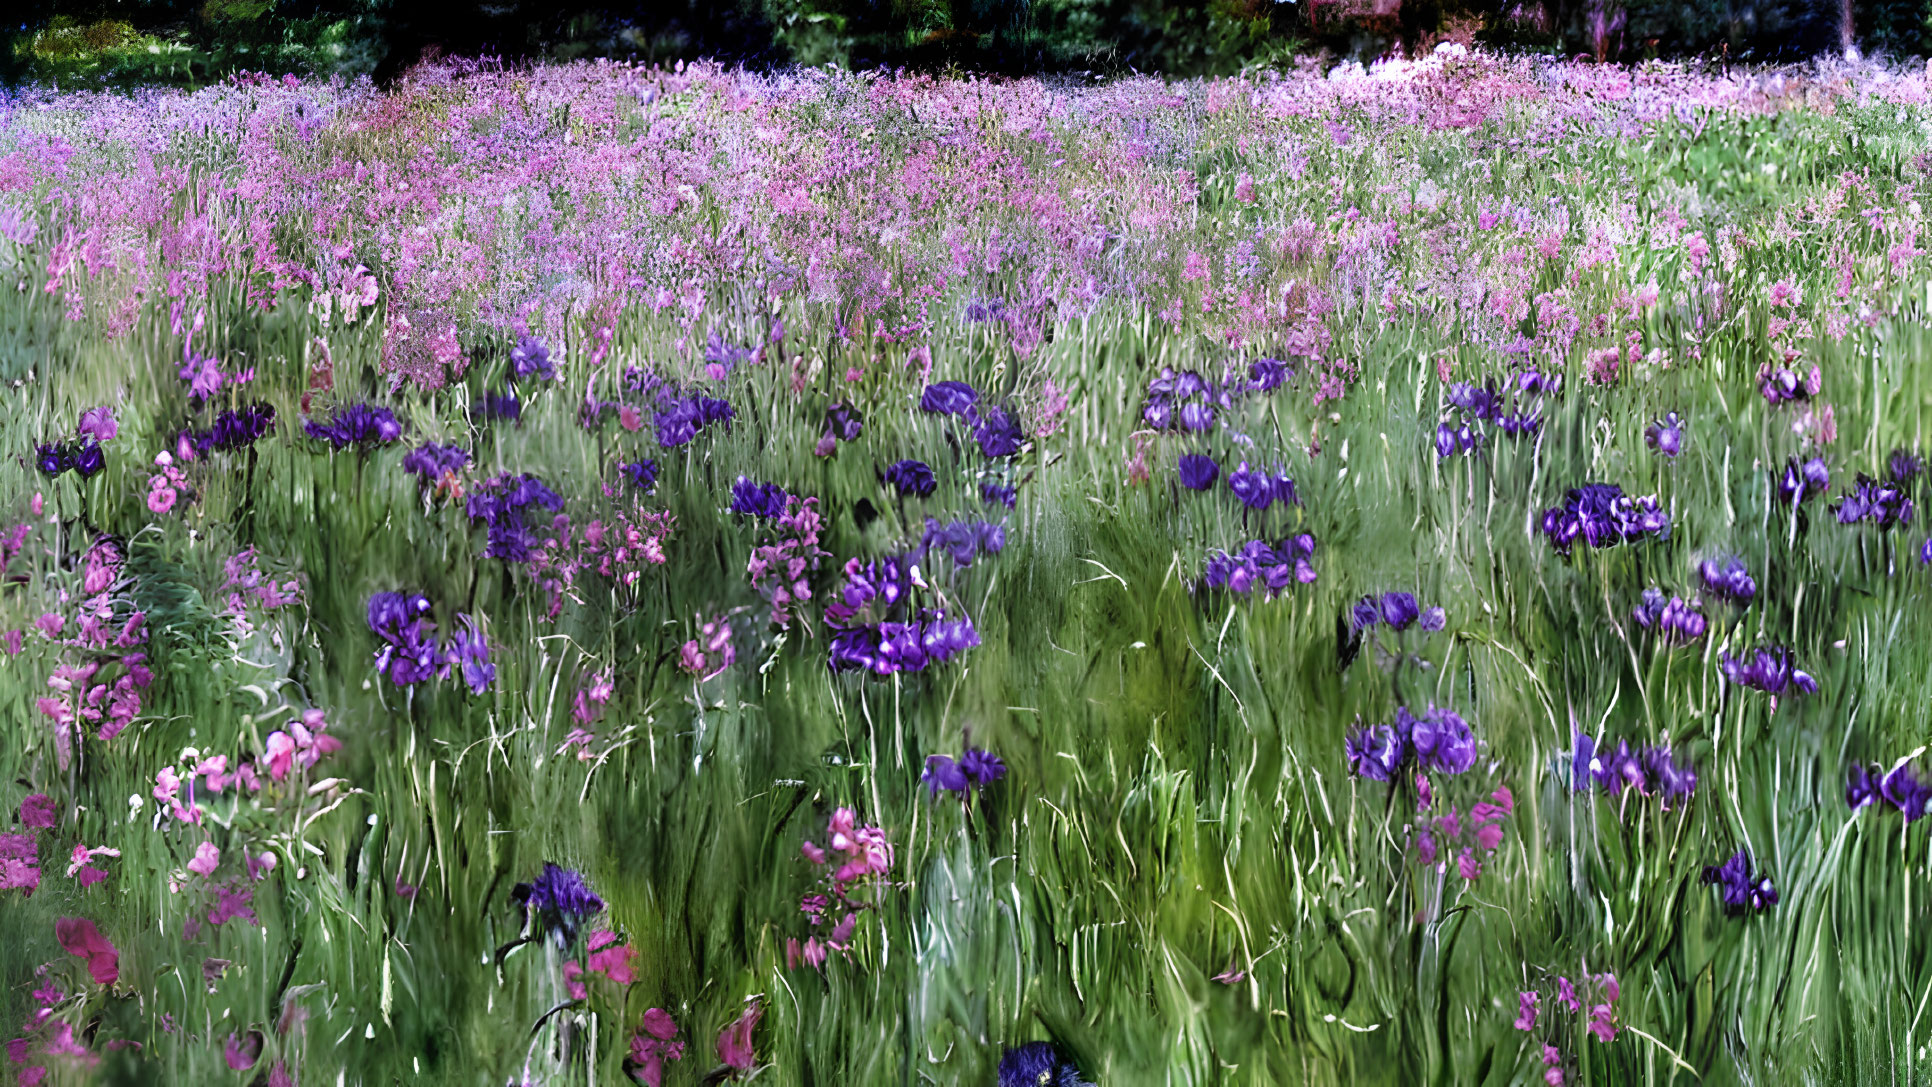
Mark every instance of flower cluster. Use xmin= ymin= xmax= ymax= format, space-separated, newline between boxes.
xmin=465 ymin=473 xmax=565 ymax=562
xmin=178 ymin=403 xmax=277 ymax=457
xmin=1538 ymin=483 xmax=1669 ymax=555
xmin=1514 ymin=970 xmax=1620 ymax=1084
xmin=305 ymin=403 xmax=402 ymax=449
xmin=1137 ymin=361 xmax=1292 ymax=434
xmin=1847 ymin=759 xmax=1931 ymax=820
xmin=918 ymin=518 xmax=1005 ymax=570
xmin=626 ymin=1009 xmax=686 ymax=1087
xmin=31 ymin=539 xmax=153 ymax=756
xmin=1718 ymin=646 xmax=1818 ymax=696
xmin=1758 ymin=363 xmax=1822 ymax=405
xmin=151 ymin=709 xmax=342 ymax=829
xmin=1697 ymin=555 xmax=1755 ymax=602
xmin=730 ymin=477 xmax=790 ymax=518
xmin=37 ymin=407 xmax=117 ymax=480
xmin=920 ymin=748 xmax=1006 ymax=799
xmin=790 ymin=808 xmax=895 ymax=970
xmin=145 ymin=452 xmax=189 ymax=513
xmin=1350 ymin=591 xmax=1445 ymax=634
xmin=1413 ymin=780 xmax=1513 ymax=881
xmin=678 ymin=613 xmax=735 ymax=681
xmin=918 ymin=380 xmax=1026 ymax=458
xmin=1777 ymin=456 xmax=1831 ymax=504
xmin=747 ymin=496 xmax=827 ymax=629
xmin=1631 ymin=588 xmax=1707 ymax=643
xmin=1832 ymin=474 xmax=1914 ymax=528
xmin=1702 ymin=848 xmax=1778 ymax=914
xmin=652 ymin=391 xmax=734 ymax=448
xmin=365 ymin=592 xmax=493 ymax=693
xmin=815 ymin=400 xmax=864 ymax=456
xmin=523 ymin=506 xmax=675 ymax=620
xmin=512 ymin=862 xmax=604 ymax=947
xmin=997 ymin=1043 xmax=1093 ymax=1087
xmin=619 ymin=459 xmax=658 ymax=493
xmin=401 ymin=442 xmax=469 ymax=496
xmin=1226 ymin=460 xmax=1301 ymax=512
xmin=1201 ymin=535 xmax=1318 ymax=597
xmin=824 ymin=554 xmax=979 ymax=675
xmin=1570 ymin=733 xmax=1697 ymax=806
xmin=1436 ymin=371 xmax=1554 ymax=457
xmin=509 ymin=333 xmax=556 ymax=382
xmin=1644 ymin=412 xmax=1684 ymax=458
xmin=1346 ymin=706 xmax=1477 ymax=780
xmin=883 ymin=458 xmax=938 ymax=498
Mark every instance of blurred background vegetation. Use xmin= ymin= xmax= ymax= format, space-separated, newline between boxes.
xmin=0 ymin=0 xmax=1925 ymax=88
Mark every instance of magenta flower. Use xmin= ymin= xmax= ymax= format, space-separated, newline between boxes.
xmin=1513 ymin=991 xmax=1539 ymax=1031
xmin=19 ymin=793 xmax=56 ymax=828
xmin=717 ymin=1001 xmax=763 ymax=1071
xmin=76 ymin=407 xmax=117 ymax=443
xmin=628 ymin=1008 xmax=686 ymax=1086
xmin=187 ymin=841 xmax=220 ymax=877
xmin=55 ymin=917 xmax=118 ymax=985
xmin=224 ymin=1031 xmax=263 ymax=1071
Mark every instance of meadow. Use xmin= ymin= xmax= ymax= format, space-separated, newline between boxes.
xmin=2 ymin=47 xmax=1932 ymax=1086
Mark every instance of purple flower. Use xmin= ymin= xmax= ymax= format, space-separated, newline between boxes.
xmin=1177 ymin=400 xmax=1217 ymax=433
xmin=731 ymin=478 xmax=790 ymax=518
xmin=1697 ymin=556 xmax=1756 ymax=602
xmin=71 ymin=442 xmax=104 ymax=479
xmin=998 ymin=1042 xmax=1090 ymax=1087
xmin=1631 ymin=588 xmax=1707 ymax=643
xmin=921 ymin=518 xmax=1005 ymax=568
xmin=1701 ymin=848 xmax=1777 ymax=914
xmin=1847 ymin=763 xmax=1880 ymax=810
xmin=1227 ymin=462 xmax=1274 ymax=511
xmin=445 ymin=616 xmax=494 ymax=694
xmin=1345 ymin=723 xmax=1407 ymax=781
xmin=981 ymin=481 xmax=1018 ymax=508
xmin=1513 ymin=991 xmax=1539 ymax=1031
xmin=1777 ymin=457 xmax=1831 ymax=504
xmin=922 ymin=755 xmax=969 ymax=797
xmin=620 ymin=460 xmax=659 ymax=492
xmin=959 ymin=748 xmax=1006 ymax=785
xmin=1248 ymin=358 xmax=1292 ymax=392
xmin=973 ymin=406 xmax=1024 ymax=458
xmin=179 ymin=352 xmax=224 ymax=399
xmin=825 ymin=401 xmax=864 ymax=442
xmin=1719 ymin=646 xmax=1818 ymax=696
xmin=1645 ymin=412 xmax=1684 ymax=458
xmin=474 ymin=387 xmax=521 ymax=424
xmin=1406 ymin=707 xmax=1476 ymax=774
xmin=1833 ymin=474 xmax=1914 ymax=528
xmin=510 ymin=334 xmax=555 ymax=381
xmin=1759 ymin=365 xmax=1820 ymax=404
xmin=1447 ymin=381 xmax=1502 ymax=421
xmin=181 ymin=404 xmax=276 ymax=455
xmin=884 ymin=460 xmax=937 ymax=498
xmin=1202 ymin=537 xmax=1315 ymax=597
xmin=402 ymin=442 xmax=469 ymax=483
xmin=77 ymin=407 xmax=117 ymax=443
xmin=1379 ymin=593 xmax=1420 ymax=631
xmin=1419 ymin=606 xmax=1446 ymax=632
xmin=1351 ymin=597 xmax=1381 ymax=632
xmin=1889 ymin=448 xmax=1923 ymax=484
xmin=1540 ymin=483 xmax=1669 ymax=554
xmin=1178 ymin=454 xmax=1219 ymax=491
xmin=920 ymin=381 xmax=979 ymax=416
xmin=36 ymin=443 xmax=70 ymax=476
xmin=306 ymin=404 xmax=403 ymax=450
xmin=513 ymin=862 xmax=604 ymax=945
xmin=1879 ymin=762 xmax=1931 ymax=821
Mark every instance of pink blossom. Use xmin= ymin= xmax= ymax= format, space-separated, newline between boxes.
xmin=54 ymin=918 xmax=118 ymax=984
xmin=716 ymin=1001 xmax=763 ymax=1071
xmin=19 ymin=793 xmax=56 ymax=828
xmin=66 ymin=844 xmax=119 ymax=887
xmin=1587 ymin=1003 xmax=1616 ymax=1043
xmin=188 ymin=842 xmax=220 ymax=877
xmin=2 ymin=630 xmax=21 ymax=655
xmin=223 ymin=1031 xmax=263 ymax=1071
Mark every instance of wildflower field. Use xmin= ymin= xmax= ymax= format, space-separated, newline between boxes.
xmin=6 ymin=48 xmax=1932 ymax=1086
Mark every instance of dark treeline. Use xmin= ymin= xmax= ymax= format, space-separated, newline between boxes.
xmin=0 ymin=0 xmax=1921 ymax=88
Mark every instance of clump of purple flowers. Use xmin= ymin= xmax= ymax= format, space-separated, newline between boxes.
xmin=980 ymin=480 xmax=1018 ymax=509
xmin=1514 ymin=970 xmax=1620 ymax=1075
xmin=824 ymin=554 xmax=979 ymax=675
xmin=1226 ymin=461 xmax=1300 ymax=512
xmin=921 ymin=748 xmax=1007 ymax=799
xmin=918 ymin=380 xmax=1026 ymax=460
xmin=1201 ymin=535 xmax=1317 ymax=597
xmin=730 ymin=478 xmax=790 ymax=518
xmin=1350 ymin=592 xmax=1445 ymax=634
xmin=465 ymin=473 xmax=565 ymax=563
xmin=1631 ymin=589 xmax=1707 ymax=644
xmin=1570 ymin=732 xmax=1697 ymax=806
xmin=1139 ymin=361 xmax=1293 ymax=436
xmin=1719 ymin=646 xmax=1818 ymax=696
xmin=1832 ymin=474 xmax=1914 ymax=528
xmin=1177 ymin=453 xmax=1218 ymax=490
xmin=919 ymin=518 xmax=1005 ymax=569
xmin=37 ymin=406 xmax=120 ymax=479
xmin=1702 ymin=848 xmax=1777 ymax=915
xmin=1697 ymin=556 xmax=1756 ymax=602
xmin=997 ymin=1042 xmax=1091 ymax=1087
xmin=819 ymin=401 xmax=863 ymax=454
xmin=1644 ymin=412 xmax=1684 ymax=458
xmin=884 ymin=459 xmax=937 ymax=498
xmin=1848 ymin=760 xmax=1931 ymax=820
xmin=654 ymin=392 xmax=734 ymax=449
xmin=1777 ymin=456 xmax=1831 ymax=504
xmin=512 ymin=862 xmax=604 ymax=947
xmin=366 ymin=591 xmax=494 ymax=694
xmin=1539 ymin=483 xmax=1669 ymax=555
xmin=619 ymin=459 xmax=658 ymax=493
xmin=473 ymin=387 xmax=520 ymax=424
xmin=305 ymin=404 xmax=403 ymax=450
xmin=509 ymin=334 xmax=556 ymax=382
xmin=1759 ymin=363 xmax=1822 ymax=405
xmin=180 ymin=403 xmax=276 ymax=456
xmin=401 ymin=442 xmax=468 ymax=486
xmin=1346 ymin=706 xmax=1477 ymax=780
xmin=1436 ymin=371 xmax=1555 ymax=458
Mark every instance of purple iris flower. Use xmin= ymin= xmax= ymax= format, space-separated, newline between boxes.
xmin=1227 ymin=462 xmax=1274 ymax=511
xmin=306 ymin=404 xmax=403 ymax=449
xmin=71 ymin=442 xmax=104 ymax=479
xmin=960 ymin=748 xmax=1006 ymax=784
xmin=76 ymin=406 xmax=117 ymax=443
xmin=1541 ymin=483 xmax=1670 ymax=555
xmin=1178 ymin=454 xmax=1219 ymax=491
xmin=1777 ymin=457 xmax=1831 ymax=504
xmin=974 ymin=407 xmax=1024 ymax=458
xmin=1719 ymin=647 xmax=1818 ymax=696
xmin=921 ymin=518 xmax=1005 ymax=568
xmin=998 ymin=1042 xmax=1091 ymax=1087
xmin=1890 ymin=448 xmax=1924 ymax=484
xmin=884 ymin=460 xmax=937 ymax=498
xmin=1833 ymin=474 xmax=1914 ymax=528
xmin=35 ymin=443 xmax=70 ymax=476
xmin=1406 ymin=706 xmax=1476 ymax=775
xmin=1379 ymin=593 xmax=1420 ymax=631
xmin=825 ymin=401 xmax=864 ymax=442
xmin=1248 ymin=358 xmax=1291 ymax=392
xmin=620 ymin=460 xmax=659 ymax=492
xmin=922 ymin=755 xmax=969 ymax=797
xmin=509 ymin=334 xmax=555 ymax=381
xmin=731 ymin=478 xmax=790 ymax=518
xmin=1632 ymin=588 xmax=1707 ymax=643
xmin=981 ymin=481 xmax=1018 ymax=508
xmin=1697 ymin=556 xmax=1756 ymax=602
xmin=920 ymin=381 xmax=979 ymax=415
xmin=182 ymin=404 xmax=276 ymax=455
xmin=1645 ymin=412 xmax=1684 ymax=458
xmin=1345 ymin=723 xmax=1407 ymax=782
xmin=402 ymin=442 xmax=469 ymax=482
xmin=513 ymin=862 xmax=605 ymax=945
xmin=1701 ymin=849 xmax=1777 ymax=914
xmin=1177 ymin=401 xmax=1216 ymax=433
xmin=445 ymin=616 xmax=494 ymax=694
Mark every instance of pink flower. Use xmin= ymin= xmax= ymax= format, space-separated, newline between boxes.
xmin=247 ymin=852 xmax=276 ymax=881
xmin=629 ymin=1008 xmax=685 ymax=1087
xmin=223 ymin=1031 xmax=263 ymax=1071
xmin=1769 ymin=278 xmax=1799 ymax=308
xmin=54 ymin=918 xmax=118 ymax=984
xmin=1556 ymin=976 xmax=1579 ymax=1013
xmin=716 ymin=1001 xmax=763 ymax=1071
xmin=76 ymin=407 xmax=117 ymax=443
xmin=1587 ymin=1003 xmax=1616 ymax=1043
xmin=1233 ymin=173 xmax=1256 ymax=204
xmin=1413 ymin=832 xmax=1437 ymax=866
xmin=1513 ymin=990 xmax=1539 ymax=1031
xmin=66 ymin=844 xmax=119 ymax=886
xmin=2 ymin=630 xmax=21 ymax=655
xmin=264 ymin=731 xmax=297 ymax=781
xmin=1456 ymin=849 xmax=1482 ymax=881
xmin=187 ymin=842 xmax=220 ymax=877
xmin=19 ymin=794 xmax=56 ymax=829
xmin=618 ymin=405 xmax=643 ymax=432
xmin=800 ymin=840 xmax=826 ymax=864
